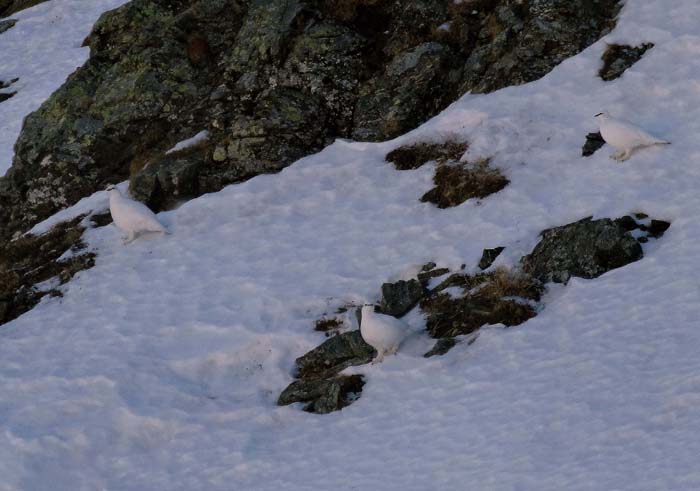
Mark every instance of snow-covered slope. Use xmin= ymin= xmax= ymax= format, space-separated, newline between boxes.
xmin=1 ymin=1 xmax=700 ymax=489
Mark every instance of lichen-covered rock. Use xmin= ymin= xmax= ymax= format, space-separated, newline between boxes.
xmin=295 ymin=330 xmax=375 ymax=380
xmin=521 ymin=216 xmax=644 ymax=284
xmin=277 ymin=374 xmax=365 ymax=414
xmin=455 ymin=0 xmax=621 ymax=93
xmin=380 ymin=279 xmax=425 ymax=317
xmin=278 ymin=330 xmax=373 ymax=413
xmin=599 ymin=43 xmax=654 ymax=81
xmin=0 ymin=0 xmax=622 ymax=241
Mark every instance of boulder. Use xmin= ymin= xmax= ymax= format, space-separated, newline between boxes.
xmin=521 ymin=216 xmax=644 ymax=284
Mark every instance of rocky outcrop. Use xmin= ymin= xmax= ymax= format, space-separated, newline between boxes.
xmin=521 ymin=215 xmax=669 ymax=284
xmin=278 ymin=374 xmax=365 ymax=414
xmin=0 ymin=0 xmax=622 ymax=241
xmin=278 ymin=330 xmax=374 ymax=413
xmin=599 ymin=43 xmax=654 ymax=81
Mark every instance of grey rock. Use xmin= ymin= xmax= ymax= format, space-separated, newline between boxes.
xmin=0 ymin=18 xmax=16 ymax=33
xmin=521 ymin=216 xmax=644 ymax=284
xmin=277 ymin=374 xmax=365 ymax=414
xmin=380 ymin=279 xmax=426 ymax=317
xmin=295 ymin=330 xmax=375 ymax=380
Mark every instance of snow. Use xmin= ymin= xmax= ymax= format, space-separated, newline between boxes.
xmin=165 ymin=130 xmax=210 ymax=155
xmin=2 ymin=0 xmax=700 ymax=489
xmin=0 ymin=0 xmax=130 ymax=175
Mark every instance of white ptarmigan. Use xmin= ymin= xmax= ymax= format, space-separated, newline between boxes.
xmin=595 ymin=112 xmax=670 ymax=161
xmin=107 ymin=185 xmax=169 ymax=243
xmin=360 ymin=305 xmax=408 ymax=363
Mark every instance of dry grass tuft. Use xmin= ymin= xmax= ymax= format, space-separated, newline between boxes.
xmin=421 ymin=158 xmax=509 ymax=208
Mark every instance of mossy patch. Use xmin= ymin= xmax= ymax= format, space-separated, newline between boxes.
xmin=421 ymin=159 xmax=509 ymax=208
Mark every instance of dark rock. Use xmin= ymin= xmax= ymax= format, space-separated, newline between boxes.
xmin=478 ymin=246 xmax=505 ymax=270
xmin=0 ymin=0 xmax=622 ymax=240
xmin=88 ymin=211 xmax=113 ymax=228
xmin=0 ymin=0 xmax=48 ymax=18
xmin=0 ymin=215 xmax=95 ymax=325
xmin=277 ymin=374 xmax=365 ymax=414
xmin=279 ymin=329 xmax=373 ymax=413
xmin=421 ymin=159 xmax=509 ymax=208
xmin=417 ymin=267 xmax=451 ymax=287
xmin=646 ymin=219 xmax=671 ymax=238
xmin=582 ymin=131 xmax=606 ymax=157
xmin=421 ymin=268 xmax=542 ymax=338
xmin=521 ymin=216 xmax=644 ymax=284
xmin=380 ymin=279 xmax=425 ymax=317
xmin=455 ymin=0 xmax=621 ymax=93
xmin=0 ymin=91 xmax=15 ymax=103
xmin=386 ymin=140 xmax=468 ymax=170
xmin=424 ymin=337 xmax=457 ymax=358
xmin=599 ymin=43 xmax=654 ymax=81
xmin=0 ymin=18 xmax=16 ymax=33
xmin=421 ymin=262 xmax=437 ymax=272
xmin=615 ymin=215 xmax=639 ymax=232
xmin=295 ymin=330 xmax=375 ymax=380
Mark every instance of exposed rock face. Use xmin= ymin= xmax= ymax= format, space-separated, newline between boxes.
xmin=278 ymin=330 xmax=374 ymax=413
xmin=599 ymin=43 xmax=654 ymax=81
xmin=0 ymin=0 xmax=622 ymax=241
xmin=521 ymin=216 xmax=645 ymax=284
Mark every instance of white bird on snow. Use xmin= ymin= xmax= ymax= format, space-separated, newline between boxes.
xmin=107 ymin=185 xmax=169 ymax=243
xmin=595 ymin=112 xmax=670 ymax=161
xmin=360 ymin=305 xmax=408 ymax=363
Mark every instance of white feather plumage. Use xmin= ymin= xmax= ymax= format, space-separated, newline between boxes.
xmin=360 ymin=305 xmax=408 ymax=363
xmin=108 ymin=187 xmax=168 ymax=243
xmin=595 ymin=112 xmax=670 ymax=161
